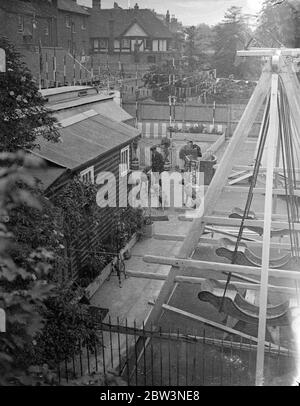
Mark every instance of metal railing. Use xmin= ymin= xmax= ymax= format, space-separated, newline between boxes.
xmin=55 ymin=316 xmax=296 ymax=386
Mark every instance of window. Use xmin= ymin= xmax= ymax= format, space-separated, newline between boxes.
xmin=45 ymin=22 xmax=50 ymax=36
xmin=80 ymin=166 xmax=94 ymax=184
xmin=18 ymin=15 xmax=24 ymax=33
xmin=92 ymin=39 xmax=108 ymax=53
xmin=72 ymin=21 xmax=76 ymax=33
xmin=93 ymin=39 xmax=99 ymax=52
xmin=120 ymin=146 xmax=130 ymax=176
xmin=81 ymin=17 xmax=86 ymax=30
xmin=114 ymin=39 xmax=120 ymax=50
xmin=99 ymin=39 xmax=108 ymax=49
xmin=65 ymin=15 xmax=71 ymax=28
xmin=121 ymin=38 xmax=131 ymax=49
xmin=145 ymin=39 xmax=152 ymax=51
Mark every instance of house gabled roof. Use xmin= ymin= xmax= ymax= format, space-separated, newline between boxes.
xmin=57 ymin=0 xmax=90 ymax=15
xmin=89 ymin=8 xmax=173 ymax=39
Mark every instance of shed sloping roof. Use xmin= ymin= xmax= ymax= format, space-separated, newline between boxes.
xmin=89 ymin=9 xmax=173 ymax=39
xmin=40 ymin=86 xmax=95 ymax=98
xmin=33 ymin=113 xmax=140 ymax=170
xmin=28 ymin=164 xmax=66 ymax=190
xmin=52 ymin=98 xmax=133 ymax=123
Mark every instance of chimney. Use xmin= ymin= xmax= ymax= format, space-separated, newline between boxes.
xmin=166 ymin=10 xmax=170 ymax=24
xmin=92 ymin=0 xmax=101 ymax=9
xmin=108 ymin=12 xmax=114 ymax=55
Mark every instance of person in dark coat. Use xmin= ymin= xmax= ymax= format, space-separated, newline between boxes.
xmin=193 ymin=143 xmax=202 ymax=158
xmin=151 ymin=146 xmax=165 ymax=174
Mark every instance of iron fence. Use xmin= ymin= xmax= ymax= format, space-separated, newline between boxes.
xmin=56 ymin=316 xmax=296 ymax=386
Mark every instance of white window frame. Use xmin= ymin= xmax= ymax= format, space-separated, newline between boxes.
xmin=114 ymin=39 xmax=120 ymax=50
xmin=93 ymin=39 xmax=99 ymax=52
xmin=121 ymin=38 xmax=131 ymax=49
xmin=145 ymin=38 xmax=152 ymax=51
xmin=65 ymin=15 xmax=71 ymax=28
xmin=18 ymin=15 xmax=24 ymax=33
xmin=80 ymin=166 xmax=94 ymax=184
xmin=120 ymin=146 xmax=130 ymax=176
xmin=81 ymin=17 xmax=86 ymax=30
xmin=99 ymin=39 xmax=108 ymax=50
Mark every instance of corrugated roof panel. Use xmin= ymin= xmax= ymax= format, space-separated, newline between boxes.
xmin=41 ymin=86 xmax=95 ymax=98
xmin=52 ymin=99 xmax=133 ymax=123
xmin=47 ymin=94 xmax=113 ymax=110
xmin=59 ymin=109 xmax=98 ymax=127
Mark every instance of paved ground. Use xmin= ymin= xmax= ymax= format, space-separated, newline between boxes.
xmin=90 ymin=140 xmax=262 ymax=322
xmin=90 ymin=139 xmax=297 ymax=384
xmin=91 ymin=138 xmax=292 ymax=329
xmin=90 ymin=214 xmax=190 ymax=326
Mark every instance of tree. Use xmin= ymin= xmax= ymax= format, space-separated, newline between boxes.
xmin=7 ymin=186 xmax=65 ymax=282
xmin=194 ymin=24 xmax=215 ymax=69
xmin=212 ymin=7 xmax=249 ymax=78
xmin=184 ymin=26 xmax=198 ymax=71
xmin=0 ymin=152 xmax=56 ymax=385
xmin=256 ymin=0 xmax=300 ymax=47
xmin=0 ymin=37 xmax=59 ymax=152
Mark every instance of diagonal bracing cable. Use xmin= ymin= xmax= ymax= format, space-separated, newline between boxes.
xmin=219 ymin=95 xmax=271 ymax=312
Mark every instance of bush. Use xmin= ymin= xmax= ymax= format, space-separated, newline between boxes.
xmin=32 ymin=287 xmax=100 ymax=367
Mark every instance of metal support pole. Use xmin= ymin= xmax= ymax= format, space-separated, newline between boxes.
xmin=255 ymin=66 xmax=279 ymax=386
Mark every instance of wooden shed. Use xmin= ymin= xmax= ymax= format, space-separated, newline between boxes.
xmin=30 ymin=108 xmax=141 ymax=280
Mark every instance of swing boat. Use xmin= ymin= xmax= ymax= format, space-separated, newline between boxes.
xmin=216 ymin=237 xmax=292 ymax=269
xmin=198 ymin=279 xmax=294 ymax=327
xmin=137 ymin=48 xmax=300 ymax=385
xmin=229 ymin=207 xmax=290 ymax=237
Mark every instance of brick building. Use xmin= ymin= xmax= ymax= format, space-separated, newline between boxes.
xmin=89 ymin=2 xmax=175 ymax=66
xmin=0 ymin=0 xmax=178 ymax=85
xmin=56 ymin=0 xmax=90 ymax=56
xmin=0 ymin=0 xmax=92 ymax=84
xmin=0 ymin=0 xmax=90 ymax=52
xmin=0 ymin=0 xmax=58 ymax=50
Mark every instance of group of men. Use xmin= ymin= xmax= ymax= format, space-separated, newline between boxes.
xmin=150 ymin=140 xmax=202 ymax=173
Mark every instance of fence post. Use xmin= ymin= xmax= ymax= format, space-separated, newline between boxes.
xmin=133 ymin=320 xmax=138 ymax=385
xmin=117 ymin=316 xmax=121 ymax=376
xmin=202 ymin=329 xmax=206 ymax=386
xmin=142 ymin=321 xmax=147 ymax=386
xmin=109 ymin=315 xmax=114 ymax=369
xmin=125 ymin=318 xmax=130 ymax=386
xmin=150 ymin=323 xmax=154 ymax=386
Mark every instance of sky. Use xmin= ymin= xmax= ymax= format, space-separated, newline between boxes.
xmin=96 ymin=0 xmax=265 ymax=26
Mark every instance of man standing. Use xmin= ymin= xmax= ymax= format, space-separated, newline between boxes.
xmin=179 ymin=140 xmax=202 ymax=169
xmin=150 ymin=146 xmax=164 ymax=208
xmin=151 ymin=146 xmax=165 ymax=174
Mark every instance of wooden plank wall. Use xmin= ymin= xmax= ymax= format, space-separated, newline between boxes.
xmin=47 ymin=143 xmax=135 ymax=281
